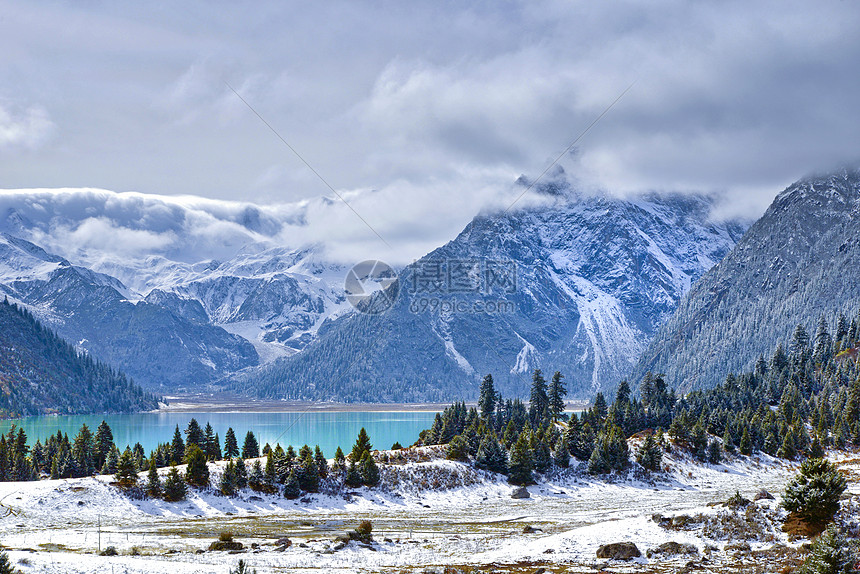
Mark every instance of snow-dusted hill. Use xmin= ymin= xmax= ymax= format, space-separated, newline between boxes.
xmin=234 ymin=179 xmax=747 ymax=401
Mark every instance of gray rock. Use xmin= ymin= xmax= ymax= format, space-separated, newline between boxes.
xmin=511 ymin=487 xmax=530 ymax=499
xmin=596 ymin=542 xmax=641 ymax=560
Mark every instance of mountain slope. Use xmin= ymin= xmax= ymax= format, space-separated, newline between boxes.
xmin=0 ymin=297 xmax=160 ymax=418
xmin=0 ymin=233 xmax=259 ymax=391
xmin=633 ymin=166 xmax=860 ymax=391
xmin=233 ymin=186 xmax=746 ymax=402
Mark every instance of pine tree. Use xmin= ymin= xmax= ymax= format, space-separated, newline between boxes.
xmin=224 ymin=428 xmax=239 ymax=459
xmin=145 ymin=457 xmax=162 ymax=497
xmin=242 ymin=431 xmax=259 ymax=459
xmin=592 ymin=392 xmax=608 ymax=421
xmin=740 ymin=427 xmax=753 ymax=455
xmin=783 ymin=458 xmax=847 ymax=530
xmin=798 ymin=525 xmax=859 ymax=574
xmin=707 ymin=439 xmax=722 ymax=464
xmin=351 ymin=428 xmax=373 ymax=461
xmin=548 ymin=371 xmax=567 ymax=420
xmin=102 ymin=445 xmax=119 ymax=475
xmin=690 ymin=422 xmax=708 ymax=461
xmin=552 ymin=436 xmax=570 ymax=468
xmin=162 ymin=465 xmax=187 ymax=501
xmin=636 ymin=433 xmax=662 ymax=472
xmin=809 ymin=435 xmax=825 ymax=459
xmin=298 ymin=452 xmax=319 ymax=492
xmin=532 ymin=436 xmax=552 ymax=473
xmin=507 ymin=432 xmax=534 ymax=486
xmin=248 ymin=460 xmax=265 ymax=491
xmin=360 ymin=452 xmax=380 ymax=487
xmin=235 ymin=458 xmax=248 ymax=489
xmin=478 ymin=374 xmax=496 ymax=419
xmin=184 ymin=445 xmax=210 ymax=489
xmin=722 ymin=426 xmax=735 ymax=454
xmin=171 ymin=425 xmax=185 ymax=464
xmin=114 ymin=447 xmax=139 ymax=487
xmin=71 ymin=424 xmax=95 ymax=475
xmin=528 ymin=369 xmax=549 ymax=425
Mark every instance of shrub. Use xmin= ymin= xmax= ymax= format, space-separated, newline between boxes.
xmin=219 ymin=531 xmax=234 ymax=542
xmin=229 ymin=560 xmax=257 ymax=574
xmin=357 ymin=520 xmax=373 ymax=537
xmin=99 ymin=546 xmax=118 ymax=556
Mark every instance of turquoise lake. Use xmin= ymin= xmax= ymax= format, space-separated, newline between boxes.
xmin=1 ymin=410 xmax=439 ymax=458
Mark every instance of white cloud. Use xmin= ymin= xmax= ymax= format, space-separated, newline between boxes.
xmin=0 ymin=103 xmax=54 ymax=149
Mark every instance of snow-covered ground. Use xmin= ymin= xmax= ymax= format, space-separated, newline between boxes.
xmin=1 ymin=447 xmax=852 ymax=573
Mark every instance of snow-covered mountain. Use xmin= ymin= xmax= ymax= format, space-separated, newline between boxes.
xmin=0 ymin=189 xmax=350 ymax=389
xmin=233 ymin=180 xmax=747 ymax=402
xmin=633 ymin=165 xmax=860 ymax=392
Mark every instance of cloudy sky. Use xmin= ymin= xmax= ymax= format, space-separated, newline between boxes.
xmin=2 ymin=0 xmax=859 ymax=263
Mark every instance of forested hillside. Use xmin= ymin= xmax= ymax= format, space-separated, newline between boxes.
xmin=634 ymin=166 xmax=860 ymax=391
xmin=417 ymin=306 xmax=860 ymax=484
xmin=0 ymin=297 xmax=160 ymax=417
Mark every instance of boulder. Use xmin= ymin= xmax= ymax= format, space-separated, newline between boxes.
xmin=511 ymin=487 xmax=530 ymax=499
xmin=754 ymin=489 xmax=775 ymax=501
xmin=522 ymin=525 xmax=542 ymax=533
xmin=646 ymin=541 xmax=698 ymax=557
xmin=596 ymin=542 xmax=641 ymax=560
xmin=274 ymin=537 xmax=292 ymax=548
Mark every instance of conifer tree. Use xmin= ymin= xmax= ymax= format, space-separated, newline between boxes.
xmin=636 ymin=433 xmax=662 ymax=472
xmin=224 ymin=428 xmax=239 ymax=459
xmin=248 ymin=460 xmax=264 ymax=491
xmin=360 ymin=452 xmax=380 ymax=487
xmin=203 ymin=423 xmax=219 ymax=460
xmin=798 ymin=525 xmax=859 ymax=574
xmin=722 ymin=426 xmax=735 ymax=454
xmin=740 ymin=427 xmax=753 ymax=455
xmin=171 ymin=425 xmax=185 ymax=464
xmin=314 ymin=446 xmax=328 ymax=478
xmin=446 ymin=435 xmax=469 ymax=461
xmin=552 ymin=436 xmax=570 ymax=468
xmin=548 ymin=371 xmax=567 ymax=421
xmin=478 ymin=374 xmax=496 ymax=419
xmin=707 ymin=439 xmax=722 ymax=464
xmin=114 ymin=447 xmax=139 ymax=487
xmin=298 ymin=452 xmax=319 ymax=492
xmin=783 ymin=458 xmax=847 ymax=531
xmin=72 ymin=424 xmax=95 ymax=475
xmin=162 ymin=465 xmax=187 ymax=501
xmin=0 ymin=548 xmax=18 ymax=574
xmin=507 ymin=432 xmax=534 ymax=485
xmin=283 ymin=468 xmax=300 ymax=499
xmin=242 ymin=431 xmax=260 ymax=459
xmin=145 ymin=456 xmax=162 ymax=497
xmin=102 ymin=445 xmax=119 ymax=475
xmin=532 ymin=435 xmax=552 ymax=473
xmin=592 ymin=392 xmax=608 ymax=421
xmin=351 ymin=428 xmax=373 ymax=461
xmin=184 ymin=445 xmax=210 ymax=489
xmin=345 ymin=460 xmax=362 ymax=487
xmin=94 ymin=420 xmax=114 ymax=470
xmin=475 ymin=434 xmax=507 ymax=474
xmin=333 ymin=447 xmax=346 ymax=473
xmin=219 ymin=459 xmax=238 ymax=496
xmin=528 ymin=369 xmax=549 ymax=425
xmin=235 ymin=458 xmax=248 ymax=489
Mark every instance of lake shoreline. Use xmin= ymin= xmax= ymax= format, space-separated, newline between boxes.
xmin=157 ymin=392 xmax=589 ymax=413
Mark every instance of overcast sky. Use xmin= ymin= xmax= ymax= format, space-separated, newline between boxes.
xmin=2 ymin=0 xmax=859 ymax=262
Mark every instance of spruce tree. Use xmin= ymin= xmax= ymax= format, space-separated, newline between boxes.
xmin=446 ymin=435 xmax=469 ymax=461
xmin=235 ymin=458 xmax=248 ymax=489
xmin=475 ymin=434 xmax=507 ymax=474
xmin=219 ymin=460 xmax=238 ymax=496
xmin=242 ymin=431 xmax=260 ymax=459
xmin=114 ymin=447 xmax=139 ymax=488
xmin=507 ymin=432 xmax=534 ymax=485
xmin=351 ymin=428 xmax=373 ymax=461
xmin=333 ymin=447 xmax=346 ymax=473
xmin=184 ymin=445 xmax=210 ymax=489
xmin=0 ymin=548 xmax=18 ymax=574
xmin=528 ymin=369 xmax=549 ymax=425
xmin=102 ymin=445 xmax=119 ymax=475
xmin=283 ymin=468 xmax=301 ymax=499
xmin=224 ymin=428 xmax=239 ymax=459
xmin=162 ymin=465 xmax=187 ymax=501
xmin=707 ymin=439 xmax=722 ymax=464
xmin=171 ymin=425 xmax=185 ymax=464
xmin=203 ymin=423 xmax=219 ymax=460
xmin=740 ymin=427 xmax=753 ymax=455
xmin=248 ymin=460 xmax=264 ymax=491
xmin=548 ymin=371 xmax=567 ymax=421
xmin=636 ymin=433 xmax=662 ymax=472
xmin=314 ymin=446 xmax=328 ymax=478
xmin=532 ymin=436 xmax=552 ymax=473
xmin=360 ymin=452 xmax=380 ymax=487
xmin=592 ymin=392 xmax=608 ymax=421
xmin=145 ymin=457 xmax=162 ymax=497
xmin=798 ymin=525 xmax=859 ymax=574
xmin=298 ymin=452 xmax=319 ymax=492
xmin=783 ymin=458 xmax=847 ymax=530
xmin=478 ymin=374 xmax=496 ymax=420
xmin=94 ymin=420 xmax=114 ymax=470
xmin=345 ymin=460 xmax=362 ymax=487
